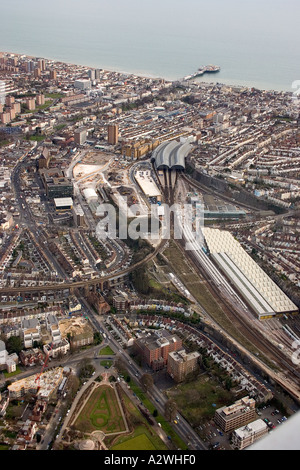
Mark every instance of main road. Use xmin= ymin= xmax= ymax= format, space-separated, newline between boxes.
xmin=80 ymin=296 xmax=207 ymax=451
xmin=3 ymin=151 xmax=168 ymax=296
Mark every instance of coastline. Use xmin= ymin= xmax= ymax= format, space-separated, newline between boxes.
xmin=1 ymin=49 xmax=294 ymax=95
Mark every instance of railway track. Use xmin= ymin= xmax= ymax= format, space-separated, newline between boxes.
xmin=175 ymin=235 xmax=300 ymax=401
xmin=0 ymin=237 xmax=168 ymax=295
xmin=164 ymin=172 xmax=300 ymax=401
xmin=181 ymin=173 xmax=262 ymax=213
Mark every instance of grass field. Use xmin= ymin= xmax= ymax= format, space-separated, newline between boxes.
xmin=3 ymin=366 xmax=21 ymax=378
xmin=108 ymin=387 xmax=168 ymax=451
xmin=112 ymin=432 xmax=156 ymax=450
xmin=74 ymin=385 xmax=126 ymax=434
xmin=126 ymin=380 xmax=187 ymax=450
xmin=167 ymin=372 xmax=234 ymax=426
xmin=99 ymin=346 xmax=115 ymax=356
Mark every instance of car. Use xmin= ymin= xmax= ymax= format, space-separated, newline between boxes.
xmin=174 ymin=420 xmax=178 ymax=424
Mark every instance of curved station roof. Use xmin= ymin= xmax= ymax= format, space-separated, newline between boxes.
xmin=151 ymin=140 xmax=192 ymax=170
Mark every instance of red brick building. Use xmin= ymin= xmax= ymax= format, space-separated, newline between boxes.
xmin=134 ymin=330 xmax=182 ymax=371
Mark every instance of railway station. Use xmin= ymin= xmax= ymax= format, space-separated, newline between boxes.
xmin=203 ymin=228 xmax=299 ymax=320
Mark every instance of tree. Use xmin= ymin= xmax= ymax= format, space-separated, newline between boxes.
xmin=164 ymin=399 xmax=177 ymax=421
xmin=67 ymin=375 xmax=80 ymax=400
xmin=140 ymin=373 xmax=154 ymax=391
xmin=114 ymin=355 xmax=125 ymax=372
xmin=93 ymin=332 xmax=102 ymax=345
xmin=78 ymin=358 xmax=95 ymax=380
xmin=6 ymin=336 xmax=23 ymax=355
xmin=130 ymin=267 xmax=150 ymax=295
xmin=225 ymin=377 xmax=233 ymax=391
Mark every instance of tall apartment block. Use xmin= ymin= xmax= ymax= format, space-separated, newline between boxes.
xmin=25 ymin=97 xmax=36 ymax=111
xmin=50 ymin=69 xmax=57 ymax=80
xmin=88 ymin=69 xmax=96 ymax=81
xmin=5 ymin=96 xmax=14 ymax=106
xmin=214 ymin=396 xmax=257 ymax=432
xmin=108 ymin=124 xmax=119 ymax=145
xmin=7 ymin=107 xmax=16 ymax=120
xmin=74 ymin=127 xmax=87 ymax=145
xmin=0 ymin=112 xmax=11 ymax=124
xmin=73 ymin=205 xmax=85 ymax=227
xmin=167 ymin=349 xmax=200 ymax=383
xmin=134 ymin=330 xmax=182 ymax=371
xmin=95 ymin=69 xmax=101 ymax=81
xmin=0 ymin=81 xmax=6 ymax=105
xmin=36 ymin=94 xmax=45 ymax=106
xmin=34 ymin=68 xmax=41 ymax=79
xmin=37 ymin=58 xmax=46 ymax=71
xmin=12 ymin=102 xmax=21 ymax=114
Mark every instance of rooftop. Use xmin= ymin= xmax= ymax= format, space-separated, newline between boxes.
xmin=151 ymin=140 xmax=192 ymax=170
xmin=203 ymin=227 xmax=298 ymax=316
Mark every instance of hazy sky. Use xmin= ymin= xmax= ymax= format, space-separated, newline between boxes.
xmin=1 ymin=0 xmax=299 ymax=89
xmin=3 ymin=0 xmax=299 ymax=41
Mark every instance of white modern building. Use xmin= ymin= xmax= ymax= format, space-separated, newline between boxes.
xmin=22 ymin=319 xmax=41 ymax=349
xmin=134 ymin=170 xmax=161 ymax=201
xmin=232 ymin=419 xmax=269 ymax=450
xmin=0 ymin=340 xmax=18 ymax=373
xmin=54 ymin=197 xmax=73 ymax=211
xmin=74 ymin=79 xmax=92 ymax=91
xmin=46 ymin=314 xmax=62 ymax=344
xmin=83 ymin=187 xmax=98 ymax=203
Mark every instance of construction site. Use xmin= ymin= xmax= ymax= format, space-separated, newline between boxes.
xmin=7 ymin=367 xmax=65 ymax=400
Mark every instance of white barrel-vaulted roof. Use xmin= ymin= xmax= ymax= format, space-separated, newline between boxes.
xmin=83 ymin=187 xmax=98 ymax=202
xmin=151 ymin=140 xmax=191 ymax=170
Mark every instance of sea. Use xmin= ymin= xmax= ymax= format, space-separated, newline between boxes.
xmin=1 ymin=0 xmax=300 ymax=93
